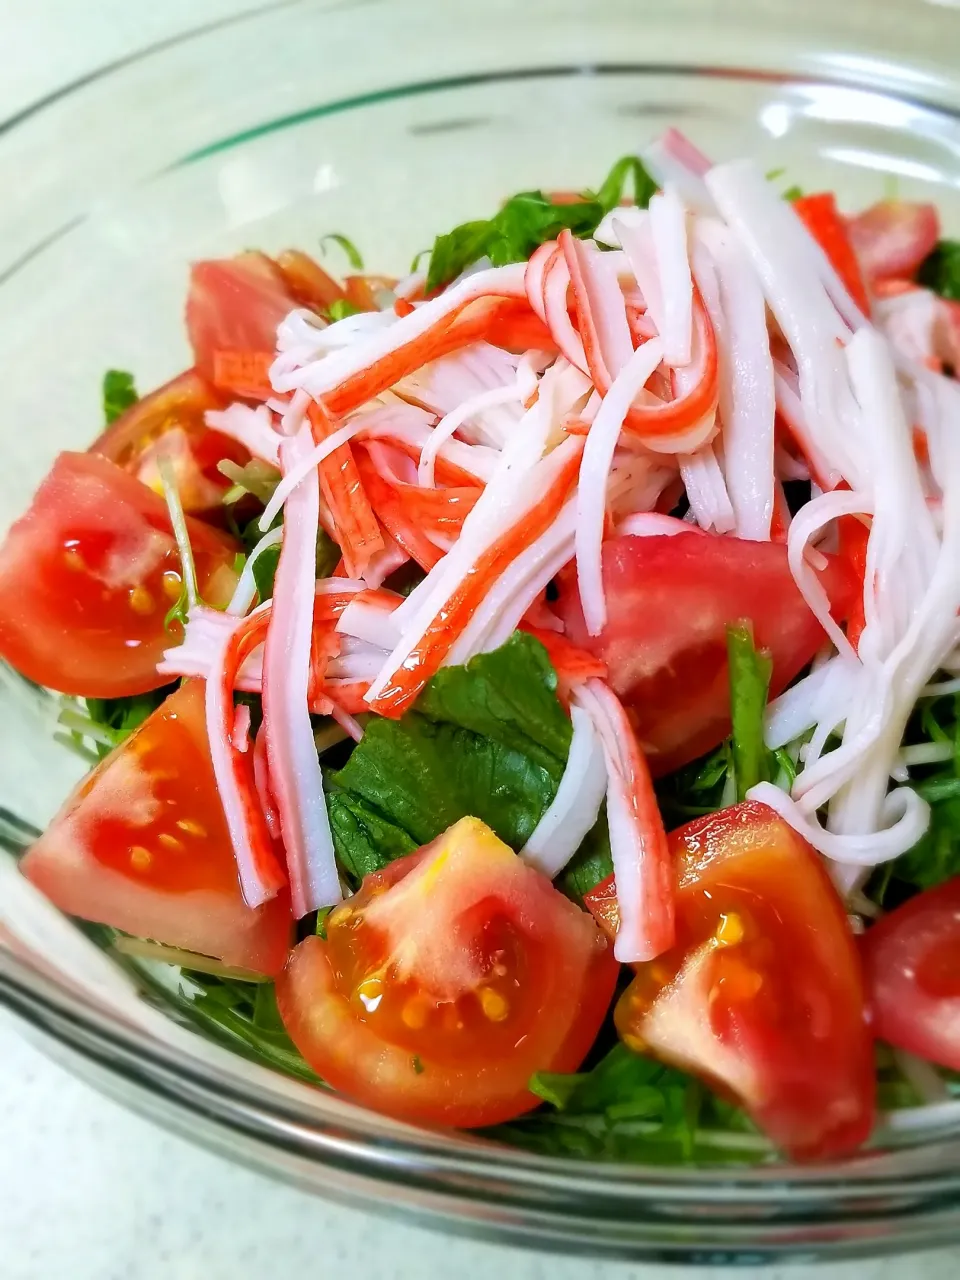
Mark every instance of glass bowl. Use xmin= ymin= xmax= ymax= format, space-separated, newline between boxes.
xmin=3 ymin=0 xmax=960 ymax=1262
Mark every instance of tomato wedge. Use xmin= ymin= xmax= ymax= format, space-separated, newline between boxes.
xmin=186 ymin=252 xmax=301 ymax=384
xmin=276 ymin=817 xmax=619 ymax=1127
xmin=21 ymin=682 xmax=292 ymax=974
xmin=90 ymin=368 xmax=245 ymax=513
xmin=860 ymin=876 xmax=960 ymax=1071
xmin=847 ymin=200 xmax=940 ymax=282
xmin=0 ymin=452 xmax=238 ymax=698
xmin=558 ymin=533 xmax=854 ymax=775
xmin=586 ymin=802 xmax=874 ymax=1160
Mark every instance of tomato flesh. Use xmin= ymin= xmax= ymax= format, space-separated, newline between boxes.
xmin=277 ymin=817 xmax=619 ymax=1127
xmin=861 ymin=876 xmax=960 ymax=1071
xmin=21 ymin=682 xmax=291 ymax=974
xmin=558 ymin=533 xmax=853 ymax=775
xmin=90 ymin=368 xmax=245 ymax=513
xmin=588 ymin=802 xmax=875 ymax=1160
xmin=186 ymin=252 xmax=300 ymax=383
xmin=0 ymin=451 xmax=238 ymax=697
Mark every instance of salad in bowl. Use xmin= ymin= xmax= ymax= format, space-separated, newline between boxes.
xmin=4 ymin=127 xmax=960 ymax=1167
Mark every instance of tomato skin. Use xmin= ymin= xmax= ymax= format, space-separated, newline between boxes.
xmin=558 ymin=533 xmax=854 ymax=775
xmin=606 ymin=802 xmax=874 ymax=1160
xmin=186 ymin=252 xmax=299 ymax=382
xmin=861 ymin=877 xmax=960 ymax=1071
xmin=0 ymin=452 xmax=239 ymax=698
xmin=276 ymin=817 xmax=619 ymax=1128
xmin=21 ymin=682 xmax=292 ymax=974
xmin=90 ymin=368 xmax=244 ymax=512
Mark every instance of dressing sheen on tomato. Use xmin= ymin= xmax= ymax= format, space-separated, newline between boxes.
xmin=0 ymin=451 xmax=239 ymax=698
xmin=559 ymin=533 xmax=853 ymax=775
xmin=586 ymin=801 xmax=875 ymax=1160
xmin=860 ymin=876 xmax=960 ymax=1071
xmin=276 ymin=817 xmax=620 ymax=1128
xmin=21 ymin=681 xmax=292 ymax=975
xmin=90 ymin=368 xmax=245 ymax=513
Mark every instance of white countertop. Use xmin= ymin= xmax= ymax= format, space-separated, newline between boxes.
xmin=2 ymin=4 xmax=960 ymax=1277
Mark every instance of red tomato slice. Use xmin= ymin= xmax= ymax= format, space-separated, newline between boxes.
xmin=275 ymin=249 xmax=348 ymax=311
xmin=558 ymin=533 xmax=854 ymax=775
xmin=847 ymin=201 xmax=940 ymax=282
xmin=0 ymin=452 xmax=239 ymax=698
xmin=90 ymin=368 xmax=245 ymax=513
xmin=21 ymin=682 xmax=292 ymax=974
xmin=186 ymin=252 xmax=300 ymax=384
xmin=344 ymin=274 xmax=398 ymax=312
xmin=588 ymin=801 xmax=874 ymax=1160
xmin=860 ymin=877 xmax=960 ymax=1071
xmin=276 ymin=817 xmax=619 ymax=1127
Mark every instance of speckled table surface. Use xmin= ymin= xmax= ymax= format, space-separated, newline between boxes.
xmin=2 ymin=3 xmax=960 ymax=1277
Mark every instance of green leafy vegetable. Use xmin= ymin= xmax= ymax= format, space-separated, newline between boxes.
xmin=102 ymin=369 xmax=139 ymax=425
xmin=252 ymin=544 xmax=282 ymax=603
xmin=869 ymin=690 xmax=960 ymax=905
xmin=425 ymin=154 xmax=657 ymax=292
xmin=327 ymin=633 xmax=573 ymax=887
xmin=320 ymin=232 xmax=364 ymax=271
xmin=656 ymin=741 xmax=733 ymax=826
xmin=57 ymin=688 xmax=172 ymax=761
xmin=413 ymin=632 xmax=572 ymax=770
xmin=235 ymin=511 xmax=338 ymax=604
xmin=557 ymin=813 xmax=613 ymax=902
xmin=782 ymin=184 xmax=804 ymax=202
xmin=593 ymin=155 xmax=657 ymax=214
xmin=917 ymin=239 xmax=960 ymax=303
xmin=491 ymin=1044 xmax=766 ymax=1164
xmin=327 ymin=298 xmax=363 ymax=322
xmin=726 ymin=623 xmax=774 ymax=801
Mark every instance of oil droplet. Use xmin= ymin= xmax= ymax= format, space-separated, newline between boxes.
xmin=355 ymin=977 xmax=383 ymax=1014
xmin=129 ymin=846 xmax=152 ymax=872
xmin=128 ymin=585 xmax=155 ymax=616
xmin=478 ymin=987 xmax=510 ymax=1023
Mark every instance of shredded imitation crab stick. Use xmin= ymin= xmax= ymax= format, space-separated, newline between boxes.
xmin=262 ymin=426 xmax=341 ymax=917
xmin=367 ymin=442 xmax=585 ymax=717
xmin=306 ymin=403 xmax=383 ymax=579
xmin=573 ymin=680 xmax=675 ymax=963
xmin=205 ymin=606 xmax=287 ymax=907
xmin=153 ymin=133 xmax=960 ymax=973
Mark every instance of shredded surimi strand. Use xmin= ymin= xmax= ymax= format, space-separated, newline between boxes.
xmin=147 ymin=132 xmax=960 ymax=969
xmin=262 ymin=426 xmax=341 ymax=916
